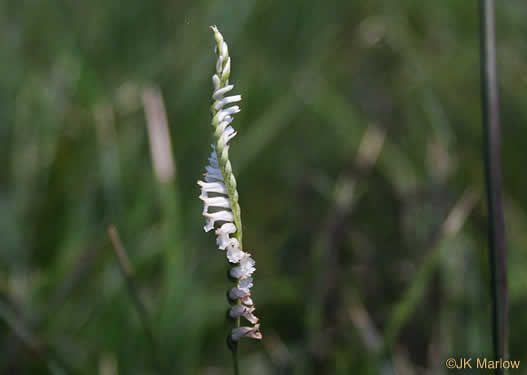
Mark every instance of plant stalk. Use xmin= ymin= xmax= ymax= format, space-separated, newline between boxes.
xmin=232 ymin=345 xmax=240 ymax=375
xmin=479 ymin=0 xmax=508 ymax=371
xmin=108 ymin=226 xmax=163 ymax=373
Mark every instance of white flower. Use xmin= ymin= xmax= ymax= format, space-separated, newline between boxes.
xmin=230 ymin=253 xmax=256 ymax=279
xmin=229 ymin=286 xmax=250 ymax=299
xmin=200 ymin=196 xmax=231 ymax=217
xmin=215 ymin=95 xmax=241 ymax=111
xmin=229 ymin=305 xmax=259 ymax=324
xmin=219 ymin=126 xmax=237 ymax=146
xmin=238 ymin=277 xmax=253 ymax=291
xmin=213 ymin=105 xmax=239 ymax=123
xmin=215 ymin=223 xmax=236 ymax=250
xmin=227 ymin=246 xmax=245 ymax=263
xmin=223 ymin=237 xmax=244 ymax=263
xmin=197 ymin=180 xmax=227 ymax=194
xmin=229 ymin=286 xmax=253 ymax=306
xmin=203 ymin=210 xmax=234 ymax=233
xmin=231 ymin=324 xmax=262 ymax=341
xmin=213 ymin=85 xmax=233 ymax=100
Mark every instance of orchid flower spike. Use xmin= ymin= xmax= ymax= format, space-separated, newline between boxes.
xmin=198 ymin=26 xmax=262 ymax=344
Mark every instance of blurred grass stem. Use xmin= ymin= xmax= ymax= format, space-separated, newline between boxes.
xmin=107 ymin=225 xmax=162 ymax=373
xmin=479 ymin=0 xmax=508 ymax=368
xmin=0 ymin=298 xmax=77 ymax=374
xmin=142 ymin=86 xmax=175 ymax=184
xmin=385 ymin=190 xmax=478 ymax=348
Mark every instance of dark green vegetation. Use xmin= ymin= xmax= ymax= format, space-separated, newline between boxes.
xmin=1 ymin=1 xmax=526 ymax=374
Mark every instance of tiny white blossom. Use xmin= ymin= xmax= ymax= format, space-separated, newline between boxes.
xmin=213 ymin=85 xmax=234 ymax=100
xmin=215 ymin=223 xmax=237 ymax=250
xmin=230 ymin=254 xmax=256 ymax=279
xmin=227 ymin=245 xmax=245 ymax=263
xmin=231 ymin=324 xmax=262 ymax=341
xmin=238 ymin=277 xmax=253 ymax=291
xmin=229 ymin=305 xmax=259 ymax=324
xmin=203 ymin=211 xmax=235 ymax=232
xmin=219 ymin=126 xmax=237 ymax=145
xmin=197 ymin=181 xmax=227 ymax=194
xmin=215 ymin=95 xmax=241 ymax=111
xmin=229 ymin=287 xmax=253 ymax=306
xmin=201 ymin=196 xmax=231 ymax=209
xmin=212 ymin=75 xmax=221 ymax=91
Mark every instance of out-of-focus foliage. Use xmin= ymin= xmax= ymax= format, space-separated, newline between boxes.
xmin=1 ymin=1 xmax=527 ymax=374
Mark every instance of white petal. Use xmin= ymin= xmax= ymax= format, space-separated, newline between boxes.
xmin=215 ymin=223 xmax=236 ymax=251
xmin=216 ymin=223 xmax=236 ymax=235
xmin=229 ymin=287 xmax=253 ymax=306
xmin=238 ymin=277 xmax=253 ymax=292
xmin=213 ymin=85 xmax=234 ymax=100
xmin=216 ymin=118 xmax=233 ymax=135
xmin=216 ymin=227 xmax=237 ymax=251
xmin=227 ymin=245 xmax=245 ymax=263
xmin=241 ymin=295 xmax=254 ymax=306
xmin=221 ymin=106 xmax=240 ymax=117
xmin=222 ymin=57 xmax=231 ymax=77
xmin=226 ymin=237 xmax=240 ymax=248
xmin=231 ymin=324 xmax=262 ymax=341
xmin=230 ymin=254 xmax=256 ymax=278
xmin=243 ymin=310 xmax=259 ymax=324
xmin=204 ymin=210 xmax=234 ymax=223
xmin=215 ymin=95 xmax=242 ymax=111
xmin=197 ymin=180 xmax=227 ymax=194
xmin=229 ymin=286 xmax=249 ymax=300
xmin=245 ymin=313 xmax=259 ymax=324
xmin=204 ymin=219 xmax=214 ymax=232
xmin=220 ymin=41 xmax=228 ymax=59
xmin=214 ymin=107 xmax=240 ymax=124
xmin=198 ymin=192 xmax=210 ymax=202
xmin=202 ymin=196 xmax=225 ymax=215
xmin=230 ymin=267 xmax=244 ymax=279
xmin=229 ymin=304 xmax=245 ymax=318
xmin=219 ymin=116 xmax=233 ymax=127
xmin=217 ymin=235 xmax=230 ymax=250
xmin=201 ymin=195 xmax=231 ymax=208
xmin=220 ymin=126 xmax=237 ymax=145
xmin=212 ymin=75 xmax=220 ymax=91
xmin=229 ymin=305 xmax=259 ymax=324
xmin=216 ymin=55 xmax=224 ymax=73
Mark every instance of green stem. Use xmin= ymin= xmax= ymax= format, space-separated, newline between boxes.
xmin=211 ymin=27 xmax=244 ymax=374
xmin=108 ymin=226 xmax=163 ymax=373
xmin=232 ymin=344 xmax=240 ymax=375
xmin=479 ymin=0 xmax=508 ymax=370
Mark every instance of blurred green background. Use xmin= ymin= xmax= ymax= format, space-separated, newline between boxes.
xmin=1 ymin=1 xmax=527 ymax=374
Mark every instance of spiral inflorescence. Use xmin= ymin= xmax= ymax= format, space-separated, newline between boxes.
xmin=197 ymin=26 xmax=262 ymax=343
